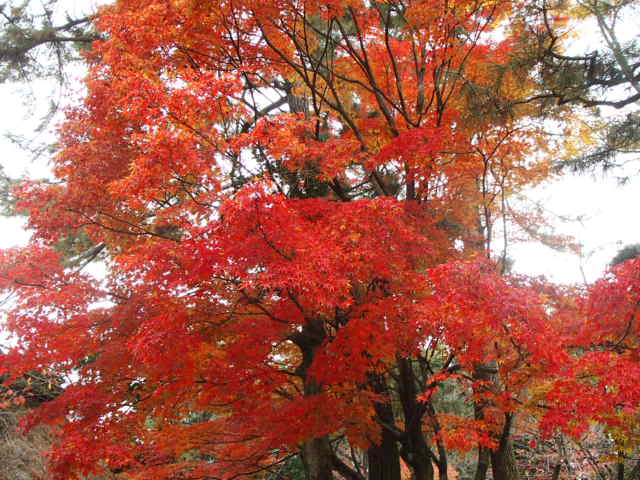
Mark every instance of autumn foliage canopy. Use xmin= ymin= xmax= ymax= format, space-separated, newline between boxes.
xmin=0 ymin=0 xmax=639 ymax=479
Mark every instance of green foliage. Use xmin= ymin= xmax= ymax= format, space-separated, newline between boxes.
xmin=0 ymin=1 xmax=99 ymax=169
xmin=0 ymin=165 xmax=18 ymax=216
xmin=0 ymin=370 xmax=62 ymax=408
xmin=558 ymin=112 xmax=640 ymax=180
xmin=538 ymin=0 xmax=640 ymax=179
xmin=267 ymin=454 xmax=306 ymax=480
xmin=0 ymin=0 xmax=97 ymax=84
xmin=610 ymin=243 xmax=640 ymax=267
xmin=54 ymin=231 xmax=104 ymax=267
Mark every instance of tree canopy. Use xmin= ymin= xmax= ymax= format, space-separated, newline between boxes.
xmin=0 ymin=1 xmax=639 ymax=480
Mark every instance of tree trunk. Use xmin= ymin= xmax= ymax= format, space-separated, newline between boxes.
xmin=410 ymin=444 xmax=435 ymax=480
xmin=490 ymin=415 xmax=520 ymax=480
xmin=400 ymin=433 xmax=435 ymax=480
xmin=397 ymin=358 xmax=434 ymax=480
xmin=472 ymin=363 xmax=494 ymax=480
xmin=474 ymin=447 xmax=491 ymax=480
xmin=367 ymin=420 xmax=401 ymax=480
xmin=367 ymin=375 xmax=401 ymax=480
xmin=428 ymin=404 xmax=448 ymax=480
xmin=302 ymin=438 xmax=334 ymax=480
xmin=490 ymin=439 xmax=520 ymax=480
xmin=291 ymin=318 xmax=334 ymax=480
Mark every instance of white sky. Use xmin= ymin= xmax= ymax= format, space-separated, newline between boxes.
xmin=511 ymin=173 xmax=639 ymax=284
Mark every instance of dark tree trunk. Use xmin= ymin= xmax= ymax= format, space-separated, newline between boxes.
xmin=399 ymin=433 xmax=435 ymax=480
xmin=490 ymin=415 xmax=520 ymax=480
xmin=290 ymin=318 xmax=335 ymax=480
xmin=367 ymin=420 xmax=401 ymax=480
xmin=367 ymin=375 xmax=401 ymax=480
xmin=397 ymin=358 xmax=434 ymax=480
xmin=474 ymin=447 xmax=491 ymax=480
xmin=472 ymin=363 xmax=496 ymax=480
xmin=409 ymin=443 xmax=435 ymax=480
xmin=302 ymin=437 xmax=334 ymax=480
xmin=426 ymin=402 xmax=448 ymax=480
xmin=490 ymin=439 xmax=520 ymax=480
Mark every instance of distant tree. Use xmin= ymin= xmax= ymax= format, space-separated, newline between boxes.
xmin=0 ymin=1 xmax=99 ymax=214
xmin=534 ymin=0 xmax=640 ymax=109
xmin=533 ymin=0 xmax=640 ymax=178
xmin=0 ymin=0 xmax=97 ymax=84
xmin=610 ymin=243 xmax=640 ymax=267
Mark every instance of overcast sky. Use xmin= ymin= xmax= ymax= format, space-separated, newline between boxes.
xmin=511 ymin=173 xmax=639 ymax=284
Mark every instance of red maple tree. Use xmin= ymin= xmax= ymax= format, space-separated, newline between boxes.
xmin=0 ymin=1 xmax=619 ymax=479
